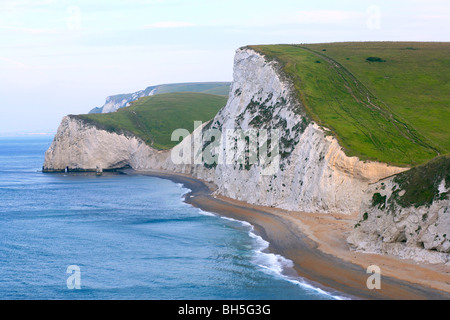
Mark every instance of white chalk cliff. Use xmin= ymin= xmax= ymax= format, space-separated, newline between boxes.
xmin=44 ymin=48 xmax=405 ymax=213
xmin=44 ymin=47 xmax=450 ymax=264
xmin=43 ymin=115 xmax=169 ymax=171
xmin=348 ymin=164 xmax=450 ymax=265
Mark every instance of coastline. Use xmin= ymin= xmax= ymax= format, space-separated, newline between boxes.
xmin=126 ymin=169 xmax=450 ymax=300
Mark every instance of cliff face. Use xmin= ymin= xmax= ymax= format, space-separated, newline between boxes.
xmin=348 ymin=157 xmax=450 ymax=265
xmin=186 ymin=49 xmax=406 ymax=214
xmin=89 ymin=87 xmax=156 ymax=114
xmin=43 ymin=115 xmax=169 ymax=171
xmin=44 ymin=48 xmax=405 ymax=214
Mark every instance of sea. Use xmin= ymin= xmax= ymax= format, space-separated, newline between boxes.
xmin=0 ymin=136 xmax=340 ymax=300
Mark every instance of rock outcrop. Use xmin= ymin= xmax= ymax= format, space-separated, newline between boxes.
xmin=43 ymin=115 xmax=169 ymax=171
xmin=348 ymin=156 xmax=450 ymax=265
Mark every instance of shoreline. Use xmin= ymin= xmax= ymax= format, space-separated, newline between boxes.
xmin=127 ymin=169 xmax=450 ymax=300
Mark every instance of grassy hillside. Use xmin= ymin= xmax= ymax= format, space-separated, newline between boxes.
xmin=73 ymin=92 xmax=228 ymax=150
xmin=154 ymin=82 xmax=231 ymax=96
xmin=388 ymin=154 xmax=450 ymax=209
xmin=248 ymin=43 xmax=449 ymax=167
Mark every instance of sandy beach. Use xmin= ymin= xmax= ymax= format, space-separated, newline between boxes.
xmin=127 ymin=169 xmax=450 ymax=300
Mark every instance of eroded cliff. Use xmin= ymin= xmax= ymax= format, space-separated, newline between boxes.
xmin=348 ymin=155 xmax=450 ymax=265
xmin=189 ymin=48 xmax=406 ymax=213
xmin=43 ymin=115 xmax=169 ymax=172
xmin=44 ymin=48 xmax=406 ymax=215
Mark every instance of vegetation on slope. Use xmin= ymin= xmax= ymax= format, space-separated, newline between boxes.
xmin=248 ymin=43 xmax=449 ymax=167
xmin=304 ymin=42 xmax=450 ymax=155
xmin=153 ymin=82 xmax=231 ymax=96
xmin=388 ymin=154 xmax=450 ymax=209
xmin=73 ymin=92 xmax=228 ymax=150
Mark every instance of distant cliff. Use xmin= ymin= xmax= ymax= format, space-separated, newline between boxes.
xmin=89 ymin=82 xmax=231 ymax=114
xmin=89 ymin=87 xmax=157 ymax=114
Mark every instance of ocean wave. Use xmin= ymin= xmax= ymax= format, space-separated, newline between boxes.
xmin=200 ymin=211 xmax=349 ymax=300
xmin=196 ymin=208 xmax=216 ymax=217
xmin=180 ymin=192 xmax=349 ymax=300
xmin=175 ymin=183 xmax=192 ymax=198
xmin=246 ymin=225 xmax=346 ymax=300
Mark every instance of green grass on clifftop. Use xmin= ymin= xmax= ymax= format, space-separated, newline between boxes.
xmin=72 ymin=92 xmax=228 ymax=150
xmin=248 ymin=42 xmax=449 ymax=167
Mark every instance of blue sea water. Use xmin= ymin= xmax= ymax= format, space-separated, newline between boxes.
xmin=0 ymin=137 xmax=337 ymax=300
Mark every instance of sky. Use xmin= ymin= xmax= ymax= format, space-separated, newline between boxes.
xmin=0 ymin=0 xmax=449 ymax=135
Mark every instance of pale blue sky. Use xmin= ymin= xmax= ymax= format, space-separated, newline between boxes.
xmin=0 ymin=0 xmax=449 ymax=135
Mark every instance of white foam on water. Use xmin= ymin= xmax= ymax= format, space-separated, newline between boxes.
xmin=196 ymin=208 xmax=216 ymax=217
xmin=247 ymin=225 xmax=348 ymax=300
xmin=218 ymin=214 xmax=350 ymax=300
xmin=175 ymin=183 xmax=192 ymax=199
xmin=180 ymin=192 xmax=349 ymax=300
